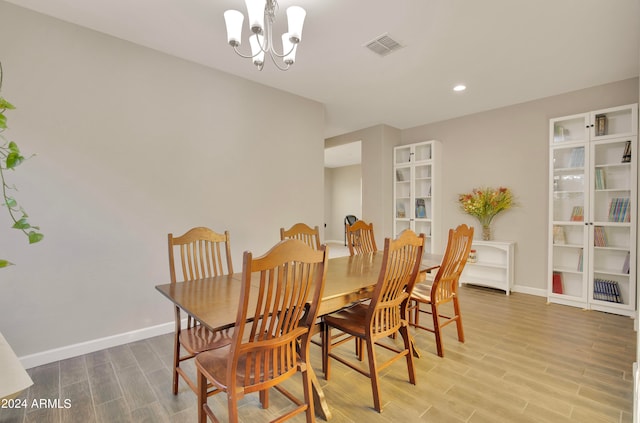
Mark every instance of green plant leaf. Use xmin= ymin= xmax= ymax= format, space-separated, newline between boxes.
xmin=8 ymin=141 xmax=19 ymax=153
xmin=0 ymin=97 xmax=15 ymax=109
xmin=6 ymin=151 xmax=23 ymax=169
xmin=0 ymin=113 xmax=6 ymax=129
xmin=28 ymin=231 xmax=44 ymax=244
xmin=4 ymin=197 xmax=17 ymax=208
xmin=12 ymin=218 xmax=31 ymax=229
xmin=0 ymin=259 xmax=13 ymax=268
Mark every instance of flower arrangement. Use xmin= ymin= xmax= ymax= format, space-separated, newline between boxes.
xmin=458 ymin=187 xmax=514 ymax=240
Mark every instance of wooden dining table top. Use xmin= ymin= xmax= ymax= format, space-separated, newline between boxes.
xmin=155 ymin=252 xmax=441 ymax=332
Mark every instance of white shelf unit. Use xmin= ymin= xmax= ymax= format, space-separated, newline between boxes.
xmin=460 ymin=240 xmax=515 ymax=295
xmin=548 ymin=103 xmax=637 ymax=316
xmin=393 ymin=140 xmax=441 ymax=254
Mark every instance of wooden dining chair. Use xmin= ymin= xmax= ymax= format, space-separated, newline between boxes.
xmin=280 ymin=222 xmax=321 ymax=250
xmin=195 ymin=239 xmax=328 ymax=423
xmin=167 ymin=227 xmax=234 ymax=396
xmin=346 ymin=220 xmax=377 ymax=255
xmin=322 ymin=229 xmax=425 ymax=413
xmin=408 ymin=224 xmax=474 ymax=357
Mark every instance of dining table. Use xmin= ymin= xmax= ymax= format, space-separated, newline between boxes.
xmin=156 ymin=251 xmax=441 ymax=420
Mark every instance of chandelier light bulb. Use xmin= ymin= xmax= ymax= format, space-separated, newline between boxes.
xmin=286 ymin=6 xmax=306 ymax=43
xmin=245 ymin=0 xmax=266 ymax=34
xmin=223 ymin=10 xmax=244 ymax=46
xmin=249 ymin=34 xmax=265 ymax=67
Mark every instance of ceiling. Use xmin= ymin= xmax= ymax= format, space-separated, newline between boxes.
xmin=4 ymin=0 xmax=639 ymax=139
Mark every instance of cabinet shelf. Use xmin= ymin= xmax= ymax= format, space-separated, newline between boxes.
xmin=552 ymin=266 xmax=584 ymax=274
xmin=554 ymin=167 xmax=585 ymax=172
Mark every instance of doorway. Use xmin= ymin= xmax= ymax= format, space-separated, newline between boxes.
xmin=324 ymin=141 xmax=362 ymax=244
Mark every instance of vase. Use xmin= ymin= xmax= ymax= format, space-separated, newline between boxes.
xmin=482 ymin=225 xmax=491 ymax=241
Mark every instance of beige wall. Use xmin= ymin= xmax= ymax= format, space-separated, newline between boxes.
xmin=0 ymin=2 xmax=324 ymax=358
xmin=402 ymin=78 xmax=639 ymax=294
xmin=324 ymin=165 xmax=362 ymax=242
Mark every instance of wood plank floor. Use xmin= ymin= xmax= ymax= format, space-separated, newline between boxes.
xmin=1 ymin=285 xmax=635 ymax=423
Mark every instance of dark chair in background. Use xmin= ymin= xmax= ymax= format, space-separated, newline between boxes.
xmin=344 ymin=215 xmax=358 ymax=246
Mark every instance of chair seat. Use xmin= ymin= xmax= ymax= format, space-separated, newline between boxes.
xmin=411 ymin=283 xmax=433 ymax=303
xmin=195 ymin=345 xmax=232 ymax=387
xmin=323 ymin=303 xmax=369 ymax=337
xmin=180 ymin=326 xmax=233 ymax=355
xmin=196 ymin=342 xmax=305 ymax=391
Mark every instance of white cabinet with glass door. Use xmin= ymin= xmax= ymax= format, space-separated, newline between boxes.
xmin=393 ymin=140 xmax=441 ymax=254
xmin=548 ymin=103 xmax=637 ymax=316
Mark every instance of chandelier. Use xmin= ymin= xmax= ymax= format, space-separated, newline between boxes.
xmin=223 ymin=0 xmax=306 ymax=71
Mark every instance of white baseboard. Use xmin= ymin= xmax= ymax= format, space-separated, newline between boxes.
xmin=19 ymin=321 xmax=176 ymax=369
xmin=512 ymin=285 xmax=546 ymax=297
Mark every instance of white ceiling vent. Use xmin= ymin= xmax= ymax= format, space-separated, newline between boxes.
xmin=364 ymin=33 xmax=403 ymax=57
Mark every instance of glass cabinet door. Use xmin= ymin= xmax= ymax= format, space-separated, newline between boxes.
xmin=589 ymin=137 xmax=636 ymax=308
xmin=550 ymin=144 xmax=588 ymax=301
xmin=590 ymin=104 xmax=638 ymax=141
xmin=394 ymin=145 xmax=412 ymax=166
xmin=550 ymin=114 xmax=588 ymax=144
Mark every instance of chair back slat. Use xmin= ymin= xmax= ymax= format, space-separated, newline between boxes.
xmin=231 ymin=239 xmax=328 ymax=391
xmin=368 ymin=230 xmax=424 ymax=338
xmin=347 ymin=220 xmax=378 ymax=255
xmin=168 ymin=227 xmax=233 ymax=283
xmin=431 ymin=224 xmax=474 ymax=303
xmin=280 ymin=223 xmax=321 ymax=250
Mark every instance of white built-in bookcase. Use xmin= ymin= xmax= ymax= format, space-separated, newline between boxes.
xmin=393 ymin=140 xmax=441 ymax=254
xmin=548 ymin=103 xmax=637 ymax=316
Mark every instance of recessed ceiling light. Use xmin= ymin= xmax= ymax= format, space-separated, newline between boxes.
xmin=453 ymin=84 xmax=466 ymax=92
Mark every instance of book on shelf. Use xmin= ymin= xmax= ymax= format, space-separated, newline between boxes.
xmin=577 ymin=249 xmax=583 ymax=272
xmin=593 ymin=226 xmax=608 ymax=247
xmin=622 ymin=140 xmax=632 ymax=163
xmin=415 ymin=198 xmax=426 ymax=218
xmin=553 ymin=225 xmax=566 ymax=245
xmin=595 ymin=114 xmax=607 ymax=136
xmin=622 ymin=251 xmax=630 ymax=274
xmin=608 ymin=198 xmax=630 ymax=222
xmin=396 ymin=169 xmax=405 ymax=181
xmin=568 ymin=147 xmax=585 ymax=168
xmin=552 ymin=272 xmax=563 ymax=294
xmin=594 ymin=168 xmax=606 ymax=190
xmin=570 ymin=206 xmax=584 ymax=221
xmin=593 ymin=278 xmax=622 ymax=303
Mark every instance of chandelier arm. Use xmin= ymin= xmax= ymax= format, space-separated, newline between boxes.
xmin=267 ymin=51 xmax=291 ymax=71
xmin=232 ymin=45 xmax=262 ymax=60
xmin=265 ymin=42 xmax=296 ymax=59
xmin=256 ymin=22 xmax=295 ymax=58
